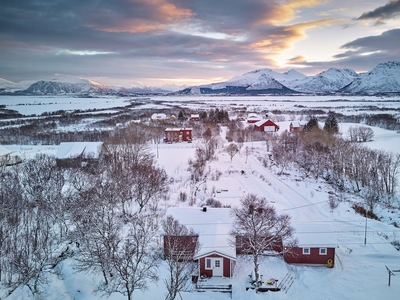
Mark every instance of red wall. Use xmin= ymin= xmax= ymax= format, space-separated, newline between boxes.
xmin=199 ymin=254 xmax=232 ymax=278
xmin=284 ymin=247 xmax=335 ymax=265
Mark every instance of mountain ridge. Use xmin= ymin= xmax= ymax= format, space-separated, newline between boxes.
xmin=1 ymin=61 xmax=399 ymax=96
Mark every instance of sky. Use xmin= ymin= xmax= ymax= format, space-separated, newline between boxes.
xmin=1 ymin=0 xmax=400 ymax=87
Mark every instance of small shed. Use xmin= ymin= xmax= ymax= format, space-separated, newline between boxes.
xmin=165 ymin=128 xmax=192 ymax=143
xmin=55 ymin=142 xmax=104 ymax=167
xmin=290 ymin=121 xmax=303 ymax=132
xmin=0 ymin=145 xmax=12 ymax=166
xmin=284 ymin=224 xmax=336 ymax=267
xmin=254 ymin=119 xmax=279 ymax=132
xmin=165 ymin=207 xmax=236 ymax=278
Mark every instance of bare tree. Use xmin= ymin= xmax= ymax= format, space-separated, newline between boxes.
xmin=226 ymin=143 xmax=239 ymax=162
xmin=162 ymin=216 xmax=199 ymax=300
xmin=230 ymin=194 xmax=296 ymax=282
xmin=97 ymin=215 xmax=160 ymax=300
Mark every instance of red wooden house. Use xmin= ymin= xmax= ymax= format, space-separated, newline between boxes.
xmin=289 ymin=121 xmax=303 ymax=133
xmin=165 ymin=207 xmax=236 ymax=278
xmin=189 ymin=114 xmax=200 ymax=121
xmin=284 ymin=224 xmax=336 ymax=267
xmin=254 ymin=119 xmax=279 ymax=132
xmin=164 ymin=128 xmax=192 ymax=143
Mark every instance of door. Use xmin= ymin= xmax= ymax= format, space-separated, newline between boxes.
xmin=213 ymin=258 xmax=223 ymax=277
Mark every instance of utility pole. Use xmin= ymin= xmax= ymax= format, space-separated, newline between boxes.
xmin=364 ymin=209 xmax=368 ymax=245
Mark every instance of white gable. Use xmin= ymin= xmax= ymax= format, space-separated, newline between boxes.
xmin=165 ymin=207 xmax=236 ymax=260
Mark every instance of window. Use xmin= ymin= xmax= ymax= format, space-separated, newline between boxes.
xmin=302 ymin=247 xmax=310 ymax=255
xmin=206 ymin=258 xmax=212 ymax=269
xmin=215 ymin=260 xmax=220 ymax=268
xmin=319 ymin=248 xmax=327 ymax=255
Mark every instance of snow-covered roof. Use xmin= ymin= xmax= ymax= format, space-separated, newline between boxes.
xmin=151 ymin=113 xmax=167 ymax=120
xmin=55 ymin=142 xmax=103 ymax=159
xmin=291 ymin=223 xmax=337 ymax=248
xmin=165 ymin=127 xmax=193 ymax=131
xmin=290 ymin=121 xmax=303 ymax=127
xmin=165 ymin=207 xmax=236 ymax=260
xmin=254 ymin=119 xmax=276 ymax=127
xmin=0 ymin=145 xmax=12 ymax=156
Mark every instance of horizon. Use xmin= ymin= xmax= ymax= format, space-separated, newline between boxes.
xmin=1 ymin=0 xmax=399 ymax=87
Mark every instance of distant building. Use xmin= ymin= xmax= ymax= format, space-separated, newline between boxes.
xmin=247 ymin=113 xmax=261 ymax=123
xmin=151 ymin=113 xmax=167 ymax=122
xmin=254 ymin=119 xmax=279 ymax=132
xmin=189 ymin=114 xmax=200 ymax=121
xmin=55 ymin=142 xmax=105 ymax=167
xmin=289 ymin=121 xmax=303 ymax=132
xmin=164 ymin=128 xmax=192 ymax=143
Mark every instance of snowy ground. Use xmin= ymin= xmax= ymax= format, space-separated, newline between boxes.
xmin=2 ymin=95 xmax=400 ymax=300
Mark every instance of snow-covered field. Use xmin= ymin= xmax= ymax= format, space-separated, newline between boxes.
xmin=1 ymin=95 xmax=400 ymax=300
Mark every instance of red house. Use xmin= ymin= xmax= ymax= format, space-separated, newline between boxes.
xmin=284 ymin=224 xmax=336 ymax=267
xmin=165 ymin=128 xmax=192 ymax=143
xmin=254 ymin=119 xmax=279 ymax=132
xmin=289 ymin=121 xmax=303 ymax=133
xmin=165 ymin=207 xmax=236 ymax=278
xmin=189 ymin=114 xmax=200 ymax=121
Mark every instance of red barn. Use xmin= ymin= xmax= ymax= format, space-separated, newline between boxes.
xmin=165 ymin=128 xmax=192 ymax=143
xmin=284 ymin=224 xmax=336 ymax=267
xmin=189 ymin=114 xmax=200 ymax=121
xmin=254 ymin=119 xmax=279 ymax=132
xmin=165 ymin=207 xmax=236 ymax=278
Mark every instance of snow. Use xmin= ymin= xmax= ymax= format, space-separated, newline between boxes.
xmin=1 ymin=95 xmax=400 ymax=300
xmin=55 ymin=142 xmax=103 ymax=159
xmin=166 ymin=207 xmax=236 ymax=259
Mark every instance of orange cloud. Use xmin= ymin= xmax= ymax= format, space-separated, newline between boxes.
xmin=94 ymin=0 xmax=193 ymax=33
xmin=250 ymin=18 xmax=338 ymax=52
xmin=287 ymin=55 xmax=307 ymax=64
xmin=260 ymin=0 xmax=328 ymax=26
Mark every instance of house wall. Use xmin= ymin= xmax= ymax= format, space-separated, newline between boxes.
xmin=284 ymin=247 xmax=335 ymax=266
xmin=163 ymin=235 xmax=198 ymax=260
xmin=199 ymin=254 xmax=232 ymax=278
xmin=165 ymin=129 xmax=192 ymax=142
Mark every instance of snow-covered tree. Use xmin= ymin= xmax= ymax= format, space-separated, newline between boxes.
xmin=324 ymin=111 xmax=339 ymax=134
xmin=230 ymin=194 xmax=296 ymax=282
xmin=162 ymin=216 xmax=199 ymax=300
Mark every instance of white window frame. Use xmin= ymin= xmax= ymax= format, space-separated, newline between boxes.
xmin=302 ymin=247 xmax=310 ymax=255
xmin=319 ymin=248 xmax=327 ymax=255
xmin=205 ymin=258 xmax=212 ymax=270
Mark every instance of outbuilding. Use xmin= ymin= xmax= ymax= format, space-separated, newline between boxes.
xmin=165 ymin=128 xmax=192 ymax=143
xmin=284 ymin=223 xmax=336 ymax=267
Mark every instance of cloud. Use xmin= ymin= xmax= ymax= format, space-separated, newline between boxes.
xmin=356 ymin=0 xmax=400 ymax=22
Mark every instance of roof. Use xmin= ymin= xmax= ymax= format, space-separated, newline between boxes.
xmin=291 ymin=223 xmax=337 ymax=248
xmin=55 ymin=142 xmax=103 ymax=159
xmin=165 ymin=207 xmax=236 ymax=260
xmin=165 ymin=127 xmax=193 ymax=131
xmin=151 ymin=113 xmax=167 ymax=120
xmin=290 ymin=121 xmax=303 ymax=127
xmin=254 ymin=119 xmax=277 ymax=127
xmin=0 ymin=145 xmax=12 ymax=156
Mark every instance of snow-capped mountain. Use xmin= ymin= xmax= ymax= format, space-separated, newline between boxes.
xmin=284 ymin=68 xmax=358 ymax=93
xmin=340 ymin=61 xmax=400 ymax=94
xmin=23 ymin=76 xmax=112 ymax=95
xmin=180 ymin=69 xmax=296 ymax=95
xmin=0 ymin=78 xmax=36 ymax=93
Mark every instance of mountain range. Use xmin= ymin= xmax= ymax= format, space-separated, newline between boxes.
xmin=1 ymin=61 xmax=399 ymax=96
